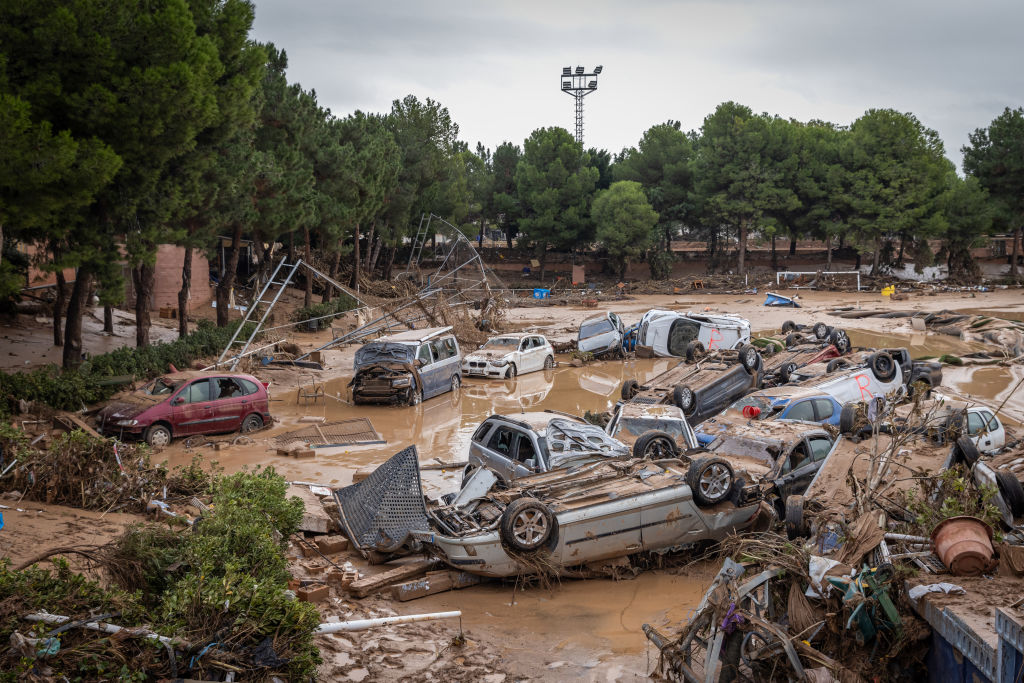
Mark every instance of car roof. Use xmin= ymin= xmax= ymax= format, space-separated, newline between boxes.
xmin=489 ymin=411 xmax=585 ymax=433
xmin=486 ymin=332 xmax=537 ymax=340
xmin=158 ymin=370 xmax=251 ymax=382
xmin=748 ymin=386 xmax=830 ymax=402
xmin=378 ymin=326 xmax=453 ymax=343
xmin=582 ymin=313 xmax=613 ymax=324
xmin=618 ymin=403 xmax=686 ymax=419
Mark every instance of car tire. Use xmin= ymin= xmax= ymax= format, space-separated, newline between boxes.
xmin=499 ymin=497 xmax=555 ymax=553
xmin=738 ymin=344 xmax=760 ymax=372
xmin=996 ymin=471 xmax=1024 ymax=517
xmin=451 ymin=374 xmax=461 ymax=392
xmin=544 ymin=355 xmax=554 ymax=369
xmin=240 ymin=414 xmax=264 ymax=433
xmin=460 ymin=464 xmax=477 ymax=490
xmin=408 ymin=388 xmax=422 ymax=406
xmin=869 ymin=353 xmax=897 ymax=382
xmin=686 ymin=340 xmax=707 ymax=363
xmin=785 ymin=495 xmax=807 ymax=540
xmin=781 ymin=320 xmax=797 ymax=334
xmin=839 ymin=402 xmax=860 ymax=436
xmin=144 ymin=423 xmax=172 ymax=448
xmin=673 ymin=385 xmax=696 ymax=415
xmin=826 ymin=358 xmax=849 ymax=373
xmin=622 ymin=379 xmax=640 ymax=401
xmin=784 ymin=333 xmax=801 ymax=349
xmin=687 ymin=457 xmax=735 ymax=507
xmin=633 ymin=430 xmax=678 ymax=459
xmin=813 ymin=322 xmax=829 ymax=340
xmin=956 ymin=435 xmax=981 ymax=467
xmin=780 ymin=362 xmax=798 ymax=382
xmin=506 ymin=363 xmax=517 ymax=379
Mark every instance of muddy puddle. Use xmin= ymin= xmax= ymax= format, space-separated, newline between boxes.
xmin=844 ymin=329 xmax=987 ymax=358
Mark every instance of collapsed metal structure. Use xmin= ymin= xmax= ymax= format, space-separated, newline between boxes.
xmin=214 ymin=214 xmax=507 ymax=369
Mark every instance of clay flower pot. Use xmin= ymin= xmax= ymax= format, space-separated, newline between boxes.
xmin=930 ymin=516 xmax=996 ymax=577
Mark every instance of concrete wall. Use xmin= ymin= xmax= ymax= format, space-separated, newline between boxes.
xmin=148 ymin=244 xmax=213 ymax=311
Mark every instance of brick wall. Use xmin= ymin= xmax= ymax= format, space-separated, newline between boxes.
xmin=150 ymin=244 xmax=213 ymax=311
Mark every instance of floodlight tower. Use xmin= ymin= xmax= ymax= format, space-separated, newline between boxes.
xmin=560 ymin=64 xmax=602 ymax=147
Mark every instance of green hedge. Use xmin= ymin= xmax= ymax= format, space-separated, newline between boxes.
xmin=0 ymin=320 xmax=254 ymax=414
xmin=293 ymin=293 xmax=358 ymax=331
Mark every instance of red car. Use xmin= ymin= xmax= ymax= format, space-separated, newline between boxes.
xmin=97 ymin=371 xmax=271 ymax=447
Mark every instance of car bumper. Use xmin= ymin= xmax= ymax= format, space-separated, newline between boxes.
xmin=461 ymin=362 xmax=508 ymax=377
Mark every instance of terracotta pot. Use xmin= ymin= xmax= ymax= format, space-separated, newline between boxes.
xmin=930 ymin=516 xmax=996 ymax=577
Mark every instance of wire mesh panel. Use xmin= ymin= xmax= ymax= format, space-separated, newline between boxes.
xmin=272 ymin=418 xmax=380 ymax=447
xmin=334 ymin=446 xmax=429 ymax=553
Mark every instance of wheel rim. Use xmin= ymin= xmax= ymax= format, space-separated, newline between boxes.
xmin=452 ymin=375 xmax=460 ymax=391
xmin=699 ymin=464 xmax=731 ymax=499
xmin=744 ymin=349 xmax=756 ymax=367
xmin=151 ymin=428 xmax=170 ymax=447
xmin=512 ymin=509 xmax=548 ymax=547
xmin=679 ymin=389 xmax=693 ymax=410
xmin=646 ymin=437 xmax=674 ymax=458
xmin=507 ymin=365 xmax=516 ymax=378
xmin=545 ymin=356 xmax=554 ymax=368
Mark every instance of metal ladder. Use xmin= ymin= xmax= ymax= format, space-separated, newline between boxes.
xmin=216 ymin=258 xmax=301 ymax=370
xmin=404 ymin=213 xmax=431 ymax=272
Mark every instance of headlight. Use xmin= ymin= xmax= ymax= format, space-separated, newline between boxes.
xmin=392 ymin=377 xmax=411 ymax=387
xmin=116 ymin=419 xmax=138 ymax=427
xmin=491 ymin=359 xmax=508 ymax=367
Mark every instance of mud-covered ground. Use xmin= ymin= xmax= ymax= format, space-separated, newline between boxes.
xmin=3 ymin=288 xmax=1024 ymax=680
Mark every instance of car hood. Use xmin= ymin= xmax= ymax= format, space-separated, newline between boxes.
xmin=578 ymin=332 xmax=618 ymax=353
xmin=465 ymin=350 xmax=512 ymax=361
xmin=98 ymin=397 xmax=160 ymax=421
xmin=354 ymin=342 xmax=415 ymax=370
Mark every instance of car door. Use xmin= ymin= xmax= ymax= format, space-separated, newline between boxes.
xmin=510 ymin=431 xmax=542 ymax=478
xmin=775 ymin=439 xmax=826 ymax=500
xmin=170 ymin=379 xmax=213 ymax=436
xmin=528 ymin=336 xmax=546 ymax=372
xmin=208 ymin=377 xmax=246 ymax=433
xmin=430 ymin=338 xmax=457 ymax=395
xmin=477 ymin=425 xmax=527 ymax=482
xmin=969 ymin=409 xmax=1005 ymax=453
xmin=416 ymin=343 xmax=437 ymax=398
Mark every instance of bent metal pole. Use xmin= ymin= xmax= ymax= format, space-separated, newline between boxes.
xmin=315 ymin=610 xmax=462 ymax=634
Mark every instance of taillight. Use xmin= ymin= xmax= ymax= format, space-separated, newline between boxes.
xmin=742 ymin=405 xmax=761 ymax=418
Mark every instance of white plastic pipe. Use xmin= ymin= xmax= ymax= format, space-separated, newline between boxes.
xmin=316 ymin=610 xmax=461 ymax=634
xmin=24 ymin=612 xmax=175 ymax=645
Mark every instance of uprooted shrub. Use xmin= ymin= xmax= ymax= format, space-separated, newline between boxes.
xmin=0 ymin=426 xmax=216 ymax=513
xmin=0 ymin=467 xmax=320 ymax=681
xmin=293 ymin=293 xmax=358 ymax=331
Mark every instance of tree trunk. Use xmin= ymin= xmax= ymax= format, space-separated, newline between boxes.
xmin=384 ymin=245 xmax=396 ymax=281
xmin=132 ymin=263 xmax=154 ymax=348
xmin=53 ymin=270 xmax=66 ymax=347
xmin=303 ymin=226 xmax=312 ymax=309
xmin=216 ymin=224 xmax=242 ymax=327
xmin=505 ymin=229 xmax=514 ymax=251
xmin=737 ymin=221 xmax=748 ymax=275
xmin=478 ymin=218 xmax=485 ymax=248
xmin=103 ymin=305 xmax=113 ymax=334
xmin=287 ymin=231 xmax=295 ymax=265
xmin=770 ymin=234 xmax=777 ymax=270
xmin=62 ymin=269 xmax=92 ymax=368
xmin=871 ymin=236 xmax=881 ymax=276
xmin=709 ymin=229 xmax=717 ymax=260
xmin=1011 ymin=227 xmax=1021 ymax=283
xmin=365 ymin=223 xmax=375 ymax=275
xmin=323 ymin=250 xmax=341 ymax=304
xmin=368 ymin=236 xmax=382 ymax=275
xmin=349 ymin=223 xmax=361 ymax=288
xmin=826 ymin=234 xmax=834 ymax=272
xmin=178 ymin=245 xmax=192 ymax=338
xmin=789 ymin=237 xmax=797 ymax=256
xmin=897 ymin=232 xmax=907 ymax=267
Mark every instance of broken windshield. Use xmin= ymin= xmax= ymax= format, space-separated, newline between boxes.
xmin=482 ymin=337 xmax=519 ymax=349
xmin=144 ymin=377 xmax=184 ymax=396
xmin=617 ymin=417 xmax=685 ymax=439
xmin=729 ymin=395 xmax=775 ymax=419
xmin=354 ymin=342 xmax=415 ymax=369
xmin=579 ymin=318 xmax=613 ymax=339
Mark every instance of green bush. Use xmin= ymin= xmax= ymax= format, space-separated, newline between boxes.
xmin=293 ymin=294 xmax=358 ymax=331
xmin=0 ymin=320 xmax=254 ymax=415
xmin=648 ymin=249 xmax=676 ymax=281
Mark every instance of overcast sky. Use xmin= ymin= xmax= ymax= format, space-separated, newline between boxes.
xmin=251 ymin=0 xmax=1024 ymax=170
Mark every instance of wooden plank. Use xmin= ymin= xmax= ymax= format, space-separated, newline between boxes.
xmin=52 ymin=414 xmax=102 ymax=439
xmin=348 ymin=558 xmax=439 ymax=598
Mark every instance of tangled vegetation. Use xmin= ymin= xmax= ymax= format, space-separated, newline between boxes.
xmin=0 ymin=320 xmax=253 ymax=415
xmin=293 ymin=293 xmax=358 ymax=331
xmin=0 ymin=467 xmax=319 ymax=681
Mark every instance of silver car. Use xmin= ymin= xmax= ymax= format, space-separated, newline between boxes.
xmin=578 ymin=311 xmax=625 ymax=356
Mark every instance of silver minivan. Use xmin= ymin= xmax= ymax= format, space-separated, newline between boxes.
xmin=351 ymin=326 xmax=462 ymax=405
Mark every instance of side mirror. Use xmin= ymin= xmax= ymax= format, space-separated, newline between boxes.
xmin=524 ymin=458 xmax=537 ymax=470
xmin=172 ymin=397 xmax=185 ymax=406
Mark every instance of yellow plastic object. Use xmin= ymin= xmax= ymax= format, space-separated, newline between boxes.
xmin=881 ymin=285 xmax=895 ymax=297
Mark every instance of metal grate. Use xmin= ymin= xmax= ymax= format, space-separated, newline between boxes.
xmin=630 ymin=396 xmax=660 ymax=405
xmin=333 ymin=446 xmax=430 ymax=554
xmin=273 ymin=418 xmax=382 ymax=447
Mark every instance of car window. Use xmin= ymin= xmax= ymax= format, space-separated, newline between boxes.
xmin=618 ymin=417 xmax=684 ymax=439
xmin=781 ymin=445 xmax=810 ymax=475
xmin=417 ymin=344 xmax=434 ymax=365
xmin=785 ymin=400 xmax=816 ymax=422
xmin=213 ymin=377 xmax=243 ymax=400
xmin=515 ymin=435 xmax=537 ymax=463
xmin=666 ymin=319 xmax=701 ymax=357
xmin=487 ymin=427 xmax=518 ymax=456
xmin=472 ymin=422 xmax=492 ymax=442
xmin=580 ymin=318 xmax=614 ymax=338
xmin=982 ymin=410 xmax=999 ymax=432
xmin=238 ymin=378 xmax=260 ymax=395
xmin=146 ymin=377 xmax=183 ymax=396
xmin=812 ymin=399 xmax=834 ymax=421
xmin=184 ymin=379 xmax=211 ymax=404
xmin=808 ymin=437 xmax=833 ymax=461
xmin=967 ymin=411 xmax=985 ymax=435
xmin=519 ymin=339 xmax=530 ymax=351
xmin=443 ymin=338 xmax=458 ymax=358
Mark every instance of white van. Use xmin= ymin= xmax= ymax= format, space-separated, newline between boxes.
xmin=636 ymin=310 xmax=751 ymax=358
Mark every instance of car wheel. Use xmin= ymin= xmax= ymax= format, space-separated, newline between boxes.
xmin=686 ymin=457 xmax=734 ymax=507
xmin=869 ymin=353 xmax=897 ymax=382
xmin=240 ymin=414 xmax=264 ymax=433
xmin=996 ymin=471 xmax=1024 ymax=517
xmin=784 ymin=333 xmax=801 ymax=349
xmin=839 ymin=403 xmax=860 ymax=436
xmin=780 ymin=362 xmax=798 ymax=382
xmin=812 ymin=322 xmax=829 ymax=340
xmin=621 ymin=379 xmax=640 ymax=401
xmin=686 ymin=340 xmax=707 ymax=363
xmin=956 ymin=435 xmax=981 ymax=467
xmin=460 ymin=464 xmax=477 ymax=490
xmin=785 ymin=495 xmax=807 ymax=540
xmin=633 ymin=430 xmax=678 ymax=459
xmin=408 ymin=388 xmax=422 ymax=406
xmin=144 ymin=423 xmax=172 ymax=448
xmin=673 ymin=385 xmax=696 ymax=414
xmin=738 ymin=344 xmax=760 ymax=372
xmin=451 ymin=374 xmax=461 ymax=393
xmin=781 ymin=320 xmax=797 ymax=334
xmin=826 ymin=358 xmax=849 ymax=373
xmin=544 ymin=355 xmax=554 ymax=369
xmin=505 ymin=363 xmax=517 ymax=379
xmin=500 ymin=497 xmax=555 ymax=553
